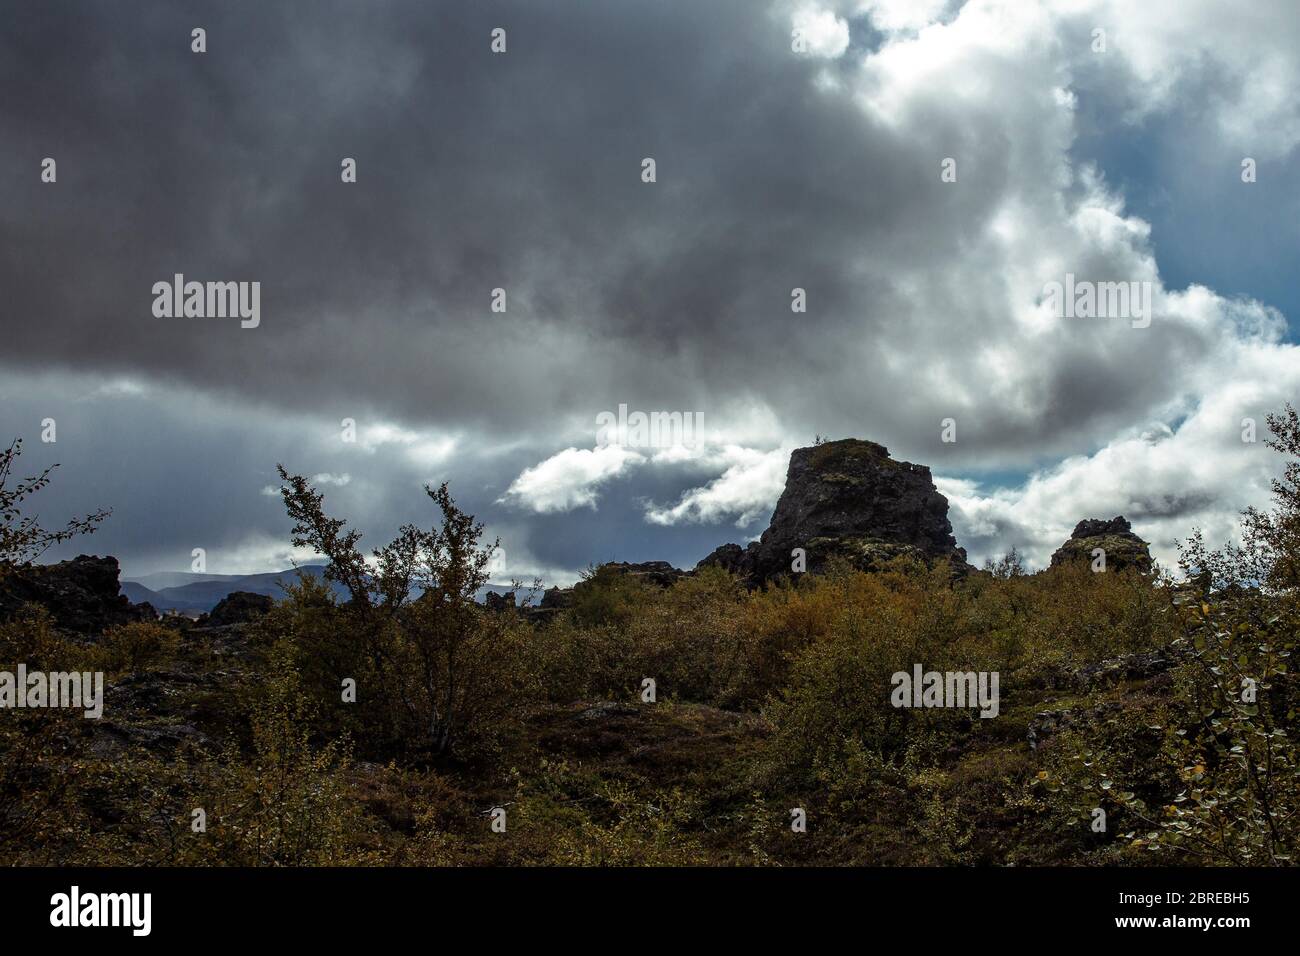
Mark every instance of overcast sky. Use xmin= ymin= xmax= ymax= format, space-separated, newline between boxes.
xmin=3 ymin=0 xmax=1299 ymax=584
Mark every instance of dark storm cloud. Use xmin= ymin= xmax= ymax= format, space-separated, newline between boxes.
xmin=4 ymin=0 xmax=1298 ymax=578
xmin=2 ymin=0 xmax=885 ymax=431
xmin=1 ymin=0 xmax=1174 ymax=461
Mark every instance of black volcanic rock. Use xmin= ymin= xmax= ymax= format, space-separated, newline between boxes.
xmin=696 ymin=543 xmax=749 ymax=576
xmin=206 ymin=590 xmax=274 ymax=626
xmin=0 ymin=555 xmax=156 ymax=634
xmin=698 ymin=439 xmax=970 ymax=583
xmin=521 ymin=562 xmax=689 ymax=623
xmin=1069 ymin=517 xmax=1133 ymax=540
xmin=594 ymin=561 xmax=689 ymax=588
xmin=549 ymin=561 xmax=687 ymax=608
xmin=526 ymin=443 xmax=972 ymax=610
xmin=1049 ymin=516 xmax=1153 ymax=573
xmin=540 ymin=586 xmax=574 ymax=610
xmin=484 ymin=590 xmax=516 ymax=612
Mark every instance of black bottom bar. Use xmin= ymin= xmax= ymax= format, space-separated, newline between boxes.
xmin=0 ymin=866 xmax=1291 ymax=941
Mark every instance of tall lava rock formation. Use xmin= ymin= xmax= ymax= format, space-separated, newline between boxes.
xmin=1049 ymin=516 xmax=1153 ymax=573
xmin=698 ymin=438 xmax=971 ymax=584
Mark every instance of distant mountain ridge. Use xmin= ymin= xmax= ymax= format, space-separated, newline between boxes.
xmin=121 ymin=565 xmax=343 ymax=614
xmin=121 ymin=566 xmax=521 ymax=614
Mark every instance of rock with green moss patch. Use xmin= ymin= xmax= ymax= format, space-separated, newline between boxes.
xmin=698 ymin=438 xmax=970 ymax=583
xmin=1049 ymin=516 xmax=1153 ymax=574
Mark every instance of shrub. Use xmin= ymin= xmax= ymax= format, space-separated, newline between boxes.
xmin=274 ymin=470 xmax=535 ymax=759
xmin=97 ymin=621 xmax=180 ymax=674
xmin=190 ymin=643 xmax=374 ymax=866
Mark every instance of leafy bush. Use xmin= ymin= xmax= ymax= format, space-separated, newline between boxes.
xmin=97 ymin=621 xmax=180 ymax=675
xmin=274 ymin=470 xmax=536 ymax=760
xmin=190 ymin=643 xmax=373 ymax=866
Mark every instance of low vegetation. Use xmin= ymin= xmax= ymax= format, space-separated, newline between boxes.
xmin=1 ymin=410 xmax=1297 ymax=866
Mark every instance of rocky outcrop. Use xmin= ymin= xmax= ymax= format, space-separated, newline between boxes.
xmin=698 ymin=439 xmax=970 ymax=584
xmin=205 ymin=591 xmax=274 ymax=626
xmin=696 ymin=543 xmax=748 ymax=576
xmin=540 ymin=586 xmax=574 ymax=610
xmin=521 ymin=440 xmax=981 ymax=603
xmin=0 ymin=555 xmax=156 ymax=634
xmin=593 ymin=561 xmax=689 ymax=588
xmin=1026 ymin=640 xmax=1191 ymax=750
xmin=484 ymin=590 xmax=516 ymax=612
xmin=1049 ymin=516 xmax=1153 ymax=574
xmin=526 ymin=562 xmax=688 ymax=621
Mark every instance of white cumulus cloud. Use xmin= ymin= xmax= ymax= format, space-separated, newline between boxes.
xmin=645 ymin=446 xmax=793 ymax=527
xmin=499 ymin=445 xmax=645 ymax=514
xmin=792 ymin=4 xmax=851 ymax=57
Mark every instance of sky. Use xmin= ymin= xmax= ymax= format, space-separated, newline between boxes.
xmin=2 ymin=0 xmax=1299 ymax=585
